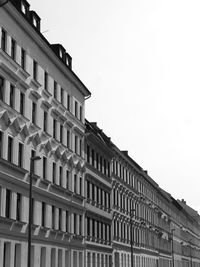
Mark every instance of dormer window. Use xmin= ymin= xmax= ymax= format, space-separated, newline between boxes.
xmin=29 ymin=11 xmax=41 ymax=31
xmin=21 ymin=0 xmax=29 ymax=15
xmin=59 ymin=48 xmax=63 ymax=58
xmin=66 ymin=53 xmax=72 ymax=69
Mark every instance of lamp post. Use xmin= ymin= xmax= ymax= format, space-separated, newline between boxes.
xmin=130 ymin=209 xmax=135 ymax=267
xmin=171 ymin=229 xmax=175 ymax=267
xmin=0 ymin=0 xmax=8 ymax=7
xmin=27 ymin=156 xmax=41 ymax=267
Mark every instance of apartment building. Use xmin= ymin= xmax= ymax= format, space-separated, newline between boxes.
xmin=0 ymin=1 xmax=200 ymax=267
xmin=84 ymin=120 xmax=113 ymax=267
xmin=0 ymin=0 xmax=90 ymax=266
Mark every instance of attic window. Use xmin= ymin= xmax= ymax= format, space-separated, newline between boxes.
xmin=21 ymin=1 xmax=29 ymax=15
xmin=59 ymin=48 xmax=63 ymax=59
xmin=33 ymin=16 xmax=38 ymax=27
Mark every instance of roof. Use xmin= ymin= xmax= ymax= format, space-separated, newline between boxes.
xmin=8 ymin=0 xmax=91 ymax=97
xmin=177 ymin=199 xmax=200 ymax=221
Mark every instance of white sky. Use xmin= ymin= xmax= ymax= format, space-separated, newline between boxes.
xmin=31 ymin=0 xmax=200 ymax=213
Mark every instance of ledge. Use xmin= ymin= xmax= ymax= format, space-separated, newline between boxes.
xmin=29 ymin=78 xmax=41 ymax=90
xmin=17 ymin=67 xmax=30 ymax=80
xmin=51 ymin=98 xmax=60 ymax=108
xmin=0 ymin=157 xmax=28 ymax=181
xmin=0 ymin=216 xmax=14 ymax=230
xmin=71 ymin=234 xmax=84 ymax=242
xmin=38 ymin=226 xmax=50 ymax=237
xmin=50 ymin=183 xmax=68 ymax=195
xmin=39 ymin=178 xmax=51 ymax=189
xmin=56 ymin=231 xmax=65 ymax=240
xmin=42 ymin=89 xmax=52 ymax=100
xmin=73 ymin=193 xmax=85 ymax=202
xmin=12 ymin=220 xmax=26 ymax=231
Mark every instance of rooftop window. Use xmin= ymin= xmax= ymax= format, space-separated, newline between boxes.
xmin=21 ymin=0 xmax=29 ymax=15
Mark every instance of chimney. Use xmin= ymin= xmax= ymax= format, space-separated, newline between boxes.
xmin=181 ymin=199 xmax=186 ymax=204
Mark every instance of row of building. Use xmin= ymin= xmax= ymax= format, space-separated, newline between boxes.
xmin=0 ymin=0 xmax=200 ymax=266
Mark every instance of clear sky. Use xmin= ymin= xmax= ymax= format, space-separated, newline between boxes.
xmin=31 ymin=0 xmax=200 ymax=213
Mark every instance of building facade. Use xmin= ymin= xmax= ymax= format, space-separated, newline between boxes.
xmin=84 ymin=120 xmax=113 ymax=267
xmin=0 ymin=1 xmax=200 ymax=267
xmin=0 ymin=0 xmax=90 ymax=266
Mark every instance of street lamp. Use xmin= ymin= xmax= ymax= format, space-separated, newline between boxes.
xmin=130 ymin=209 xmax=136 ymax=267
xmin=0 ymin=0 xmax=8 ymax=7
xmin=171 ymin=229 xmax=175 ymax=267
xmin=27 ymin=156 xmax=41 ymax=267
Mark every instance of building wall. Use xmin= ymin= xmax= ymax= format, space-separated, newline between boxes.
xmin=0 ymin=1 xmax=90 ymax=266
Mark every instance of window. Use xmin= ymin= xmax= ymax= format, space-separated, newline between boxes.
xmin=87 ymin=181 xmax=90 ymax=199
xmin=108 ymin=162 xmax=110 ymax=177
xmin=75 ymin=101 xmax=78 ymax=117
xmin=43 ymin=111 xmax=47 ymax=132
xmin=87 ymin=218 xmax=90 ymax=236
xmin=14 ymin=244 xmax=21 ymax=267
xmin=44 ymin=71 xmax=48 ymax=90
xmin=52 ymin=162 xmax=56 ymax=184
xmin=79 ymin=177 xmax=82 ymax=196
xmin=31 ymin=150 xmax=36 ymax=173
xmin=61 ymin=88 xmax=64 ymax=105
xmin=7 ymin=136 xmax=13 ymax=162
xmin=67 ymin=94 xmax=71 ymax=111
xmin=66 ymin=211 xmax=68 ymax=232
xmin=18 ymin=142 xmax=23 ymax=167
xmin=74 ymin=214 xmax=77 ymax=234
xmin=41 ymin=202 xmax=45 ymax=227
xmin=40 ymin=247 xmax=46 ymax=267
xmin=58 ymin=208 xmax=62 ymax=230
xmin=21 ymin=1 xmax=29 ymax=15
xmin=104 ymin=159 xmax=107 ymax=175
xmin=79 ymin=215 xmax=82 ymax=235
xmin=60 ymin=124 xmax=63 ymax=143
xmin=53 ymin=119 xmax=56 ymax=139
xmin=67 ymin=130 xmax=70 ymax=149
xmin=66 ymin=170 xmax=69 ymax=189
xmin=75 ymin=135 xmax=78 ymax=154
xmin=21 ymin=48 xmax=26 ymax=70
xmin=32 ymin=102 xmax=36 ymax=124
xmin=0 ymin=75 xmax=4 ymax=100
xmin=79 ymin=106 xmax=82 ymax=121
xmin=87 ymin=145 xmax=90 ymax=163
xmin=1 ymin=28 xmax=6 ymax=52
xmin=79 ymin=139 xmax=82 ymax=157
xmin=16 ymin=193 xmax=21 ymax=221
xmin=54 ymin=81 xmax=57 ymax=99
xmin=43 ymin=157 xmax=47 ymax=179
xmin=74 ymin=174 xmax=77 ymax=193
xmin=59 ymin=166 xmax=63 ymax=186
xmin=3 ymin=242 xmax=11 ymax=267
xmin=96 ymin=153 xmax=99 ymax=170
xmin=33 ymin=60 xmax=38 ymax=80
xmin=0 ymin=131 xmax=3 ymax=157
xmin=100 ymin=156 xmax=103 ymax=172
xmin=10 ymin=84 xmax=15 ymax=109
xmin=11 ymin=38 xmax=16 ymax=60
xmin=20 ymin=92 xmax=25 ymax=115
xmin=5 ymin=189 xmax=11 ymax=218
xmin=52 ymin=206 xmax=55 ymax=229
xmin=92 ymin=149 xmax=95 ymax=166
